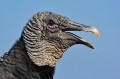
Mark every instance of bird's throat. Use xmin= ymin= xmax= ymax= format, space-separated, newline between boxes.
xmin=27 ymin=40 xmax=67 ymax=67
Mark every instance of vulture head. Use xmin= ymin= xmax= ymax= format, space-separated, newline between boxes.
xmin=22 ymin=12 xmax=100 ymax=67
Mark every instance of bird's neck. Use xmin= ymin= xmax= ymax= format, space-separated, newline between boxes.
xmin=0 ymin=38 xmax=55 ymax=79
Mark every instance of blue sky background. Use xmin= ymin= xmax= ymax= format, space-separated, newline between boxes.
xmin=0 ymin=0 xmax=119 ymax=79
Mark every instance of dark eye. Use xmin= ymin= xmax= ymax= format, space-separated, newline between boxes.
xmin=48 ymin=20 xmax=55 ymax=26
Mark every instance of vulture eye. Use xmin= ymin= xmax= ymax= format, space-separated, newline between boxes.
xmin=48 ymin=20 xmax=55 ymax=26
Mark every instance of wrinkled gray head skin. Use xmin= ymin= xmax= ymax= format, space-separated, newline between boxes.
xmin=22 ymin=12 xmax=100 ymax=67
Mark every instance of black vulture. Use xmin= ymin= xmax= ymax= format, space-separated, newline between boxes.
xmin=0 ymin=12 xmax=100 ymax=79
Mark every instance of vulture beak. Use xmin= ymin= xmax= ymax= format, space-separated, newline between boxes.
xmin=64 ymin=20 xmax=100 ymax=49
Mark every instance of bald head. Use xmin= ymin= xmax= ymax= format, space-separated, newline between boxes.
xmin=21 ymin=12 xmax=100 ymax=67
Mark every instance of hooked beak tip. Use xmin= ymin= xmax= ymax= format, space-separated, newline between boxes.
xmin=92 ymin=27 xmax=100 ymax=38
xmin=87 ymin=26 xmax=100 ymax=38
